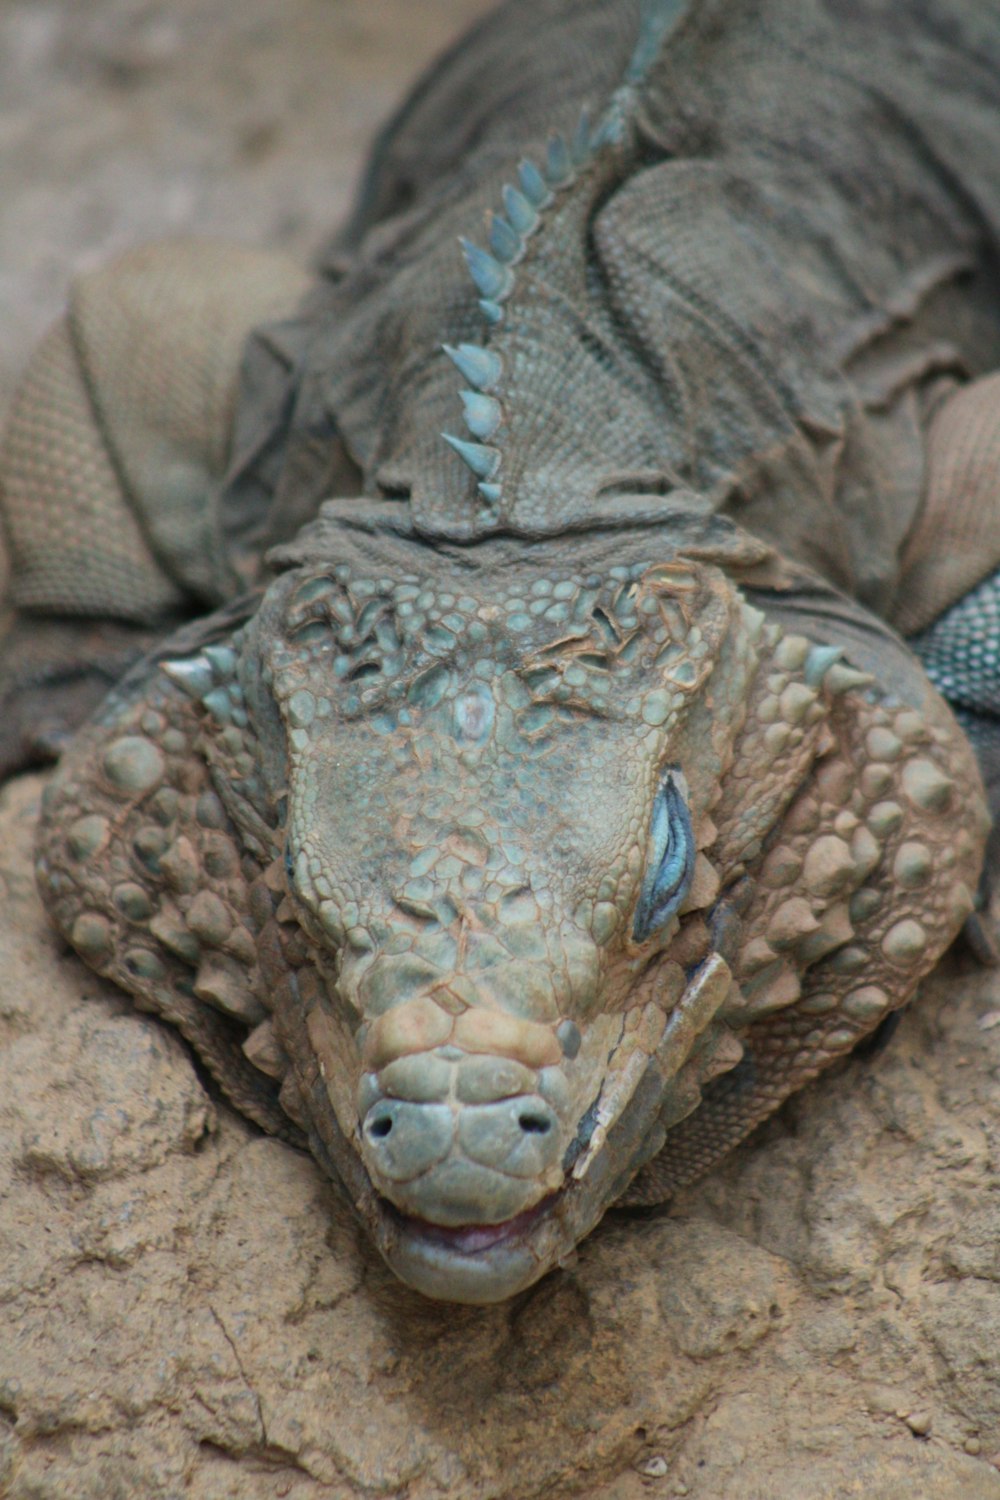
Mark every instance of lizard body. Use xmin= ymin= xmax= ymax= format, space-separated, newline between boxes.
xmin=2 ymin=0 xmax=999 ymax=1302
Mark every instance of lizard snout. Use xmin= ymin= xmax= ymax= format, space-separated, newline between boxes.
xmin=359 ymin=1087 xmax=561 ymax=1226
xmin=357 ymin=1042 xmax=568 ymax=1226
xmin=362 ymin=1086 xmax=557 ymax=1171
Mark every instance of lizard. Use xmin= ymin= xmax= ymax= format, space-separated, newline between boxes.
xmin=1 ymin=0 xmax=999 ymax=1305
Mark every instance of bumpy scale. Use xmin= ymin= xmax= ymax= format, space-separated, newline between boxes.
xmin=6 ymin=0 xmax=1000 ymax=1303
xmin=36 ymin=548 xmax=986 ymax=1300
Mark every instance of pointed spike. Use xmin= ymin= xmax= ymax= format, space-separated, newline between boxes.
xmin=544 ymin=133 xmax=573 ymax=186
xmin=625 ymin=0 xmax=682 ymax=87
xmin=460 ymin=238 xmax=514 ymax=301
xmin=779 ymin=682 xmax=817 ymax=725
xmin=460 ymin=390 xmax=503 ymax=441
xmin=591 ymin=113 xmax=624 ymax=150
xmin=488 ymin=213 xmax=522 ymax=263
xmin=478 ymin=482 xmax=502 ymax=505
xmin=571 ymin=108 xmax=592 ymax=166
xmin=163 ymin=656 xmax=214 ymax=698
xmin=804 ymin=643 xmax=844 ymax=686
xmin=824 ymin=663 xmax=875 ymax=696
xmin=442 ymin=432 xmax=501 ymax=480
xmin=774 ymin=634 xmax=811 ymax=670
xmin=479 ymin=298 xmax=504 ymax=325
xmin=202 ymin=686 xmax=234 ymax=724
xmin=518 ymin=158 xmax=551 ymax=207
xmin=442 ymin=342 xmax=503 ymax=392
xmin=203 ymin=644 xmax=237 ymax=678
xmin=502 ymin=183 xmax=538 ymax=236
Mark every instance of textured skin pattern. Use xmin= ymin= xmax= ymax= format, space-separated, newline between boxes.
xmin=3 ymin=0 xmax=1000 ymax=1301
xmin=3 ymin=240 xmax=311 ymax=618
xmin=895 ymin=373 xmax=1000 ymax=636
xmin=914 ymin=567 xmax=1000 ymax=716
xmin=0 ymin=241 xmax=311 ymax=769
xmin=29 ymin=529 xmax=990 ymax=1300
xmin=232 ymin=0 xmax=1000 ymax=599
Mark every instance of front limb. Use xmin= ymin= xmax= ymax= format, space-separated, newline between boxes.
xmin=0 ymin=239 xmax=311 ymax=773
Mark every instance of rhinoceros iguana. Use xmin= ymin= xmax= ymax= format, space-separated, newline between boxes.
xmin=2 ymin=0 xmax=999 ymax=1302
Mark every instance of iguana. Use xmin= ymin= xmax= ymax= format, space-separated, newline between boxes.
xmin=2 ymin=0 xmax=1000 ymax=1304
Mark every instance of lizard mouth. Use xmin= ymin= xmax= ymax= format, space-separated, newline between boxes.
xmin=390 ymin=1191 xmax=560 ymax=1256
xmin=373 ymin=1188 xmax=571 ymax=1300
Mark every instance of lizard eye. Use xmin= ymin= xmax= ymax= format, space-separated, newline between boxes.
xmin=633 ymin=771 xmax=695 ymax=942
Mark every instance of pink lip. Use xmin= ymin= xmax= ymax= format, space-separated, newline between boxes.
xmin=393 ymin=1193 xmax=558 ymax=1255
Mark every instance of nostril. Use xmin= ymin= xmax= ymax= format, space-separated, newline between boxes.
xmin=518 ymin=1110 xmax=552 ymax=1135
xmin=361 ymin=1099 xmax=454 ymax=1180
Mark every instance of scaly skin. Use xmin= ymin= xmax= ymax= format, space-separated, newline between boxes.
xmin=35 ymin=538 xmax=987 ymax=1300
xmin=5 ymin=0 xmax=1000 ymax=1300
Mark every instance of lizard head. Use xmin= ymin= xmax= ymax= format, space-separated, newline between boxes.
xmin=233 ymin=549 xmax=838 ymax=1301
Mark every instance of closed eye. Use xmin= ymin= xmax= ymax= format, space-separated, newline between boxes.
xmin=632 ymin=770 xmax=695 ymax=942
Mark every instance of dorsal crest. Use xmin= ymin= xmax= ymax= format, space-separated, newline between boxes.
xmin=439 ymin=0 xmax=687 ymax=521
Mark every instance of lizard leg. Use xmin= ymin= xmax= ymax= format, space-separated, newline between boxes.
xmin=892 ymin=368 xmax=1000 ymax=797
xmin=910 ymin=569 xmax=1000 ymax=809
xmin=910 ymin=564 xmax=1000 ymax=957
xmin=893 ymin=371 xmax=1000 ymax=639
xmin=885 ymin=368 xmax=1000 ymax=949
xmin=0 ymin=239 xmax=310 ymax=775
xmin=896 ymin=372 xmax=1000 ymax=926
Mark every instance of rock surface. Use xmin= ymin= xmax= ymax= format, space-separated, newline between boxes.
xmin=2 ymin=3 xmax=1000 ymax=1497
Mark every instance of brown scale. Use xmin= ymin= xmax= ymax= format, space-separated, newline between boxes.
xmin=254 ymin=901 xmax=385 ymax=1226
xmin=35 ymin=671 xmax=295 ymax=1140
xmin=625 ymin=667 xmax=987 ymax=1202
xmin=707 ymin=626 xmax=834 ymax=879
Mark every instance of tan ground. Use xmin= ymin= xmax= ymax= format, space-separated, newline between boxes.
xmin=1 ymin=4 xmax=1000 ymax=1497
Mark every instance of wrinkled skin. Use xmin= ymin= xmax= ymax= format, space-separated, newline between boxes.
xmin=36 ymin=541 xmax=987 ymax=1300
